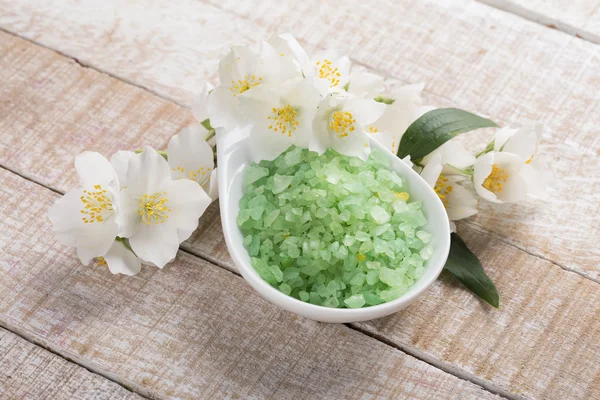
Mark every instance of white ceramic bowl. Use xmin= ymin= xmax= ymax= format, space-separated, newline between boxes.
xmin=217 ymin=128 xmax=451 ymax=323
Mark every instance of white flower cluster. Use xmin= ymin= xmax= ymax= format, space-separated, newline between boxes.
xmin=48 ymin=129 xmax=217 ymax=275
xmin=204 ymin=33 xmax=551 ymax=232
xmin=418 ymin=123 xmax=552 ymax=231
xmin=205 ymin=33 xmax=421 ymax=162
xmin=49 ymin=32 xmax=551 ymax=275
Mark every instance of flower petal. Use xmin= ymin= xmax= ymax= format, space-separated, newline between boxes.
xmin=208 ymin=168 xmax=219 ymax=201
xmin=241 ymin=79 xmax=319 ymax=162
xmin=495 ymin=172 xmax=527 ymax=203
xmin=75 ymin=151 xmax=119 ymax=191
xmin=493 ymin=127 xmax=517 ymax=152
xmin=266 ymin=33 xmax=311 ymax=73
xmin=330 ymin=131 xmax=372 ymax=160
xmin=110 ymin=150 xmax=135 ymax=189
xmin=48 ymin=188 xmax=88 ymax=247
xmin=103 ymin=240 xmax=142 ymax=276
xmin=168 ymin=125 xmax=214 ymax=183
xmin=48 ymin=187 xmax=118 ymax=265
xmin=115 ymin=188 xmax=139 ymax=238
xmin=520 ymin=160 xmax=552 ymax=199
xmin=445 ymin=178 xmax=479 ymax=220
xmin=207 ymin=85 xmax=239 ymax=131
xmin=347 ymin=70 xmax=384 ymax=98
xmin=502 ymin=123 xmax=541 ymax=161
xmin=423 ymin=141 xmax=476 ymax=171
xmin=420 ymin=152 xmax=443 ymax=188
xmin=128 ymin=222 xmax=180 ymax=268
xmin=168 ymin=178 xmax=212 ymax=239
xmin=311 ymin=50 xmax=351 ymax=93
xmin=125 ymin=146 xmax=171 ymax=197
xmin=192 ymin=81 xmax=214 ymax=122
xmin=219 ymin=46 xmax=259 ymax=84
xmin=344 ymin=98 xmax=386 ymax=126
xmin=473 ymin=152 xmax=497 ymax=202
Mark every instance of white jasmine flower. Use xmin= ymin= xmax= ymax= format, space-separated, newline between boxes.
xmin=312 ymin=95 xmax=385 ymax=159
xmin=493 ymin=123 xmax=551 ymax=199
xmin=117 ymin=147 xmax=211 ymax=267
xmin=208 ymin=46 xmax=298 ymax=131
xmin=366 ymin=84 xmax=427 ymax=154
xmin=473 ymin=152 xmax=527 ymax=203
xmin=422 ymin=140 xmax=476 ymax=173
xmin=264 ymin=33 xmax=311 ymax=75
xmin=168 ymin=125 xmax=218 ymax=200
xmin=307 ymin=50 xmax=351 ymax=95
xmin=101 ymin=239 xmax=142 ymax=276
xmin=48 ymin=152 xmax=120 ymax=265
xmin=238 ymin=78 xmax=321 ymax=161
xmin=191 ymin=81 xmax=214 ymax=123
xmin=346 ymin=69 xmax=385 ymax=98
xmin=110 ymin=150 xmax=135 ymax=188
xmin=420 ymin=151 xmax=478 ymax=230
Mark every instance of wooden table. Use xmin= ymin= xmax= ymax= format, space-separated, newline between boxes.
xmin=0 ymin=0 xmax=599 ymax=399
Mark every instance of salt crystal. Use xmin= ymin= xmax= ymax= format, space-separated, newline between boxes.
xmin=238 ymin=146 xmax=431 ymax=308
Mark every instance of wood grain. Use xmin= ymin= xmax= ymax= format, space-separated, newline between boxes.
xmin=190 ymin=206 xmax=600 ymax=400
xmin=0 ymin=0 xmax=598 ymax=281
xmin=0 ymin=327 xmax=142 ymax=400
xmin=0 ymin=166 xmax=499 ymax=400
xmin=0 ymin=30 xmax=599 ymax=399
xmin=478 ymin=0 xmax=600 ymax=43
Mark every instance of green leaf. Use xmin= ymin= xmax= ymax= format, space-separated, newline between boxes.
xmin=444 ymin=233 xmax=499 ymax=308
xmin=397 ymin=108 xmax=498 ymax=160
xmin=200 ymin=118 xmax=213 ymax=131
xmin=201 ymin=118 xmax=216 ymax=141
xmin=374 ymin=95 xmax=395 ymax=105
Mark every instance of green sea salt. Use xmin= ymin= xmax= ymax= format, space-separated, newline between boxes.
xmin=238 ymin=146 xmax=431 ymax=308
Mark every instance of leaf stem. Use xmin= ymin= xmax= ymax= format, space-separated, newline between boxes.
xmin=475 ymin=141 xmax=495 ymax=158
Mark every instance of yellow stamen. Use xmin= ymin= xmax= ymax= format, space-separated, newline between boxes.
xmin=138 ymin=192 xmax=172 ymax=225
xmin=329 ymin=110 xmax=356 ymax=138
xmin=368 ymin=126 xmax=378 ymax=133
xmin=96 ymin=257 xmax=107 ymax=266
xmin=268 ymin=104 xmax=300 ymax=137
xmin=316 ymin=59 xmax=341 ymax=87
xmin=434 ymin=174 xmax=453 ymax=207
xmin=80 ymin=185 xmax=114 ymax=224
xmin=526 ymin=155 xmax=534 ymax=164
xmin=483 ymin=164 xmax=508 ymax=193
xmin=230 ymin=75 xmax=262 ymax=96
xmin=173 ymin=166 xmax=213 ymax=189
xmin=357 ymin=253 xmax=366 ymax=262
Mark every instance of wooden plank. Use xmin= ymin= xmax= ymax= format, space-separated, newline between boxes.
xmin=0 ymin=327 xmax=142 ymax=400
xmin=0 ymin=0 xmax=598 ymax=281
xmin=191 ymin=205 xmax=600 ymax=400
xmin=0 ymin=168 xmax=499 ymax=400
xmin=478 ymin=0 xmax=600 ymax=43
xmin=0 ymin=30 xmax=598 ymax=400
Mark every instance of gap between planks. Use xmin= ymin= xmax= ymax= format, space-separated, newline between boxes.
xmin=0 ymin=163 xmax=509 ymax=400
xmin=476 ymin=0 xmax=600 ymax=44
xmin=0 ymin=311 xmax=148 ymax=399
xmin=182 ymin=240 xmax=518 ymax=399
